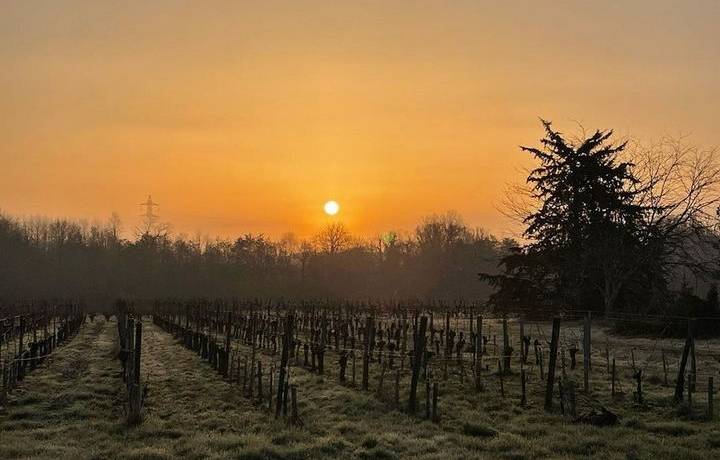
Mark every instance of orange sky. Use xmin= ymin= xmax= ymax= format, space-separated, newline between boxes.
xmin=2 ymin=1 xmax=719 ymax=240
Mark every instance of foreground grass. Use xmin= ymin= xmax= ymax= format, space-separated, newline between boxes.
xmin=1 ymin=318 xmax=719 ymax=459
xmin=0 ymin=319 xmax=121 ymax=458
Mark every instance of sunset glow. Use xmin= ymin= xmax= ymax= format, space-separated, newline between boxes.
xmin=3 ymin=3 xmax=720 ymax=456
xmin=1 ymin=2 xmax=719 ymax=239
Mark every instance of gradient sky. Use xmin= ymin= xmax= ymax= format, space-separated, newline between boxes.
xmin=2 ymin=1 xmax=719 ymax=239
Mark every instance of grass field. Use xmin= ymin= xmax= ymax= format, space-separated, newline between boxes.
xmin=2 ymin=317 xmax=719 ymax=459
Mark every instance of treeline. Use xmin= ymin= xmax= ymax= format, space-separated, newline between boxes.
xmin=0 ymin=211 xmax=511 ymax=305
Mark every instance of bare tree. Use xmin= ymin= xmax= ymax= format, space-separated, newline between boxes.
xmin=109 ymin=212 xmax=122 ymax=240
xmin=415 ymin=211 xmax=471 ymax=251
xmin=315 ymin=222 xmax=352 ymax=254
xmin=632 ymin=137 xmax=720 ymax=269
xmin=595 ymin=137 xmax=720 ymax=314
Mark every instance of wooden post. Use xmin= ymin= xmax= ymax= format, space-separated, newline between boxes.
xmin=635 ymin=370 xmax=643 ymax=405
xmin=339 ymin=350 xmax=348 ymax=382
xmin=317 ymin=345 xmax=325 ymax=375
xmin=475 ymin=315 xmax=483 ymax=391
xmin=605 ymin=341 xmax=610 ymax=374
xmin=544 ymin=317 xmax=560 ymax=411
xmin=128 ymin=383 xmax=143 ymax=425
xmin=520 ymin=368 xmax=527 ymax=406
xmin=661 ymin=349 xmax=668 ymax=386
xmin=134 ymin=321 xmax=142 ymax=385
xmin=223 ymin=311 xmax=232 ymax=378
xmin=611 ymin=358 xmax=616 ymax=397
xmin=275 ymin=314 xmax=293 ymax=418
xmin=362 ymin=316 xmax=373 ymax=391
xmin=432 ymin=381 xmax=439 ymax=423
xmin=128 ymin=320 xmax=143 ymax=425
xmin=675 ymin=319 xmax=697 ymax=402
xmin=408 ymin=316 xmax=428 ymax=413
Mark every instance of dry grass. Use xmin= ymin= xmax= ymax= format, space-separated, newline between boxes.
xmin=1 ymin=318 xmax=719 ymax=459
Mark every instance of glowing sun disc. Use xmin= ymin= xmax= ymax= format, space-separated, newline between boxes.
xmin=324 ymin=200 xmax=340 ymax=216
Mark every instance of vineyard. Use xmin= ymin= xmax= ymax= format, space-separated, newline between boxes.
xmin=2 ymin=301 xmax=720 ymax=459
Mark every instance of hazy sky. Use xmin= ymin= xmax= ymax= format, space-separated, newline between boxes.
xmin=2 ymin=1 xmax=719 ymax=239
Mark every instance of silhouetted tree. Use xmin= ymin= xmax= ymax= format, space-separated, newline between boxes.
xmin=483 ymin=121 xmax=653 ymax=313
xmin=315 ymin=222 xmax=352 ymax=254
xmin=484 ymin=121 xmax=720 ymax=316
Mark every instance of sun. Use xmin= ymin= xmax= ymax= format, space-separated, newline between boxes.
xmin=323 ymin=200 xmax=340 ymax=216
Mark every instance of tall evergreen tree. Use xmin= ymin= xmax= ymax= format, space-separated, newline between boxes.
xmin=483 ymin=120 xmax=651 ymax=313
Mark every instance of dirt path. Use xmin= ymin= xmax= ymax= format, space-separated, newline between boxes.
xmin=138 ymin=322 xmax=486 ymax=459
xmin=0 ymin=319 xmax=121 ymax=458
xmin=124 ymin=320 xmax=480 ymax=459
xmin=0 ymin=318 xmax=269 ymax=459
xmin=126 ymin=320 xmax=269 ymax=458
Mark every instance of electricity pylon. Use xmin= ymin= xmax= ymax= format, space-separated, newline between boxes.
xmin=139 ymin=195 xmax=159 ymax=235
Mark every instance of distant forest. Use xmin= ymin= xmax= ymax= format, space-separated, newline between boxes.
xmin=2 ymin=121 xmax=720 ymax=319
xmin=0 ymin=211 xmax=511 ymax=305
